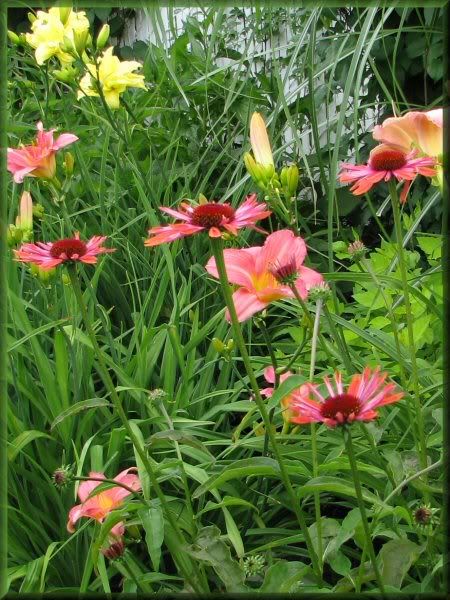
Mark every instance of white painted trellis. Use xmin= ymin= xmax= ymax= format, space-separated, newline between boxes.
xmin=119 ymin=7 xmax=377 ymax=157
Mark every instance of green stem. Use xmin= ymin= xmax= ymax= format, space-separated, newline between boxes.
xmin=256 ymin=318 xmax=279 ymax=386
xmin=73 ymin=476 xmax=144 ymax=500
xmin=66 ymin=265 xmax=204 ymax=593
xmin=389 ymin=180 xmax=428 ymax=477
xmin=344 ymin=428 xmax=385 ymax=593
xmin=210 ymin=237 xmax=322 ymax=583
xmin=309 ymin=299 xmax=323 ymax=572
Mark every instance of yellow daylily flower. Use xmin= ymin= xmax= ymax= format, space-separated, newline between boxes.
xmin=25 ymin=7 xmax=89 ymax=66
xmin=78 ymin=47 xmax=146 ymax=109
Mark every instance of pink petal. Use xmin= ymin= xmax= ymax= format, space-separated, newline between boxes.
xmin=297 ymin=265 xmax=323 ymax=289
xmin=159 ymin=206 xmax=193 ymax=222
xmin=227 ymin=288 xmax=268 ymax=322
xmin=264 ymin=366 xmax=276 ymax=384
xmin=257 ymin=229 xmax=307 ymax=274
xmin=205 ymin=248 xmax=256 ymax=288
xmin=78 ymin=472 xmax=105 ymax=502
xmin=53 ymin=133 xmax=79 ymax=150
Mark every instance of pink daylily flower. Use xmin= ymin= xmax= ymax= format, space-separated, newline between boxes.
xmin=206 ymin=229 xmax=323 ymax=322
xmin=286 ymin=367 xmax=404 ymax=428
xmin=372 ymin=109 xmax=443 ymax=158
xmin=7 ymin=121 xmax=78 ymax=183
xmin=14 ymin=232 xmax=115 ymax=270
xmin=67 ymin=468 xmax=141 ymax=534
xmin=260 ymin=366 xmax=296 ymax=422
xmin=144 ymin=194 xmax=271 ymax=246
xmin=339 ymin=143 xmax=436 ymax=203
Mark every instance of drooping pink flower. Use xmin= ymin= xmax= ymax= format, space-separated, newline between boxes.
xmin=144 ymin=194 xmax=271 ymax=246
xmin=7 ymin=121 xmax=78 ymax=183
xmin=286 ymin=367 xmax=404 ymax=428
xmin=373 ymin=109 xmax=443 ymax=158
xmin=260 ymin=366 xmax=296 ymax=422
xmin=14 ymin=232 xmax=115 ymax=270
xmin=339 ymin=143 xmax=437 ymax=203
xmin=67 ymin=468 xmax=141 ymax=534
xmin=206 ymin=229 xmax=323 ymax=322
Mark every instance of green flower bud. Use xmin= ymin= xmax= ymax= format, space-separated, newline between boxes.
xmin=280 ymin=164 xmax=299 ymax=198
xmin=33 ymin=203 xmax=45 ymax=220
xmin=7 ymin=30 xmax=21 ymax=45
xmin=63 ymin=151 xmax=75 ymax=176
xmin=28 ymin=12 xmax=37 ymax=24
xmin=212 ymin=338 xmax=225 ymax=353
xmin=59 ymin=7 xmax=72 ymax=26
xmin=73 ymin=29 xmax=89 ymax=57
xmin=7 ymin=225 xmax=22 ymax=247
xmin=96 ymin=24 xmax=110 ymax=50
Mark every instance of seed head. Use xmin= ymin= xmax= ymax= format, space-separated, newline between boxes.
xmin=347 ymin=240 xmax=366 ymax=262
xmin=52 ymin=464 xmax=73 ymax=488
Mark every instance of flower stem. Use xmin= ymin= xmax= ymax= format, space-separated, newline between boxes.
xmin=210 ymin=237 xmax=322 ymax=582
xmin=343 ymin=428 xmax=385 ymax=593
xmin=389 ymin=180 xmax=428 ymax=477
xmin=309 ymin=299 xmax=323 ymax=571
xmin=66 ymin=265 xmax=204 ymax=593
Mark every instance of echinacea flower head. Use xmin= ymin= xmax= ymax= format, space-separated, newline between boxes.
xmin=145 ymin=194 xmax=271 ymax=246
xmin=250 ymin=112 xmax=274 ymax=167
xmin=206 ymin=229 xmax=323 ymax=322
xmin=14 ymin=232 xmax=115 ymax=270
xmin=25 ymin=7 xmax=89 ymax=65
xmin=373 ymin=109 xmax=443 ymax=159
xmin=338 ymin=143 xmax=436 ymax=203
xmin=102 ymin=537 xmax=126 ymax=561
xmin=260 ymin=366 xmax=296 ymax=422
xmin=67 ymin=468 xmax=141 ymax=533
xmin=286 ymin=367 xmax=404 ymax=428
xmin=78 ymin=47 xmax=146 ymax=110
xmin=7 ymin=121 xmax=78 ymax=183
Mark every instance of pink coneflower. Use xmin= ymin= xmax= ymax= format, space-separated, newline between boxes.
xmin=286 ymin=367 xmax=404 ymax=428
xmin=206 ymin=229 xmax=323 ymax=322
xmin=144 ymin=194 xmax=271 ymax=246
xmin=67 ymin=468 xmax=141 ymax=534
xmin=339 ymin=144 xmax=437 ymax=203
xmin=14 ymin=232 xmax=115 ymax=270
xmin=7 ymin=121 xmax=78 ymax=183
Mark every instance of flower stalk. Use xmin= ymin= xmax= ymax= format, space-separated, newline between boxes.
xmin=210 ymin=237 xmax=322 ymax=582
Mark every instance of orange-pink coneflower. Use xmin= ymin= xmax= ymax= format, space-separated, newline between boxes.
xmin=14 ymin=232 xmax=115 ymax=270
xmin=144 ymin=194 xmax=271 ymax=246
xmin=286 ymin=367 xmax=404 ymax=428
xmin=339 ymin=143 xmax=436 ymax=203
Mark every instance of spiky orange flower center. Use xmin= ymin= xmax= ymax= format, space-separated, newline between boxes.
xmin=320 ymin=393 xmax=361 ymax=422
xmin=50 ymin=238 xmax=87 ymax=259
xmin=191 ymin=203 xmax=235 ymax=228
xmin=370 ymin=147 xmax=407 ymax=171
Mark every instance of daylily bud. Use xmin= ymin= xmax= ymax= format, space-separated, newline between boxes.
xmin=198 ymin=193 xmax=208 ymax=205
xmin=59 ymin=7 xmax=72 ymax=26
xmin=96 ymin=24 xmax=110 ymax=50
xmin=280 ymin=164 xmax=299 ymax=198
xmin=250 ymin=112 xmax=274 ymax=167
xmin=7 ymin=225 xmax=22 ymax=247
xmin=28 ymin=12 xmax=37 ymax=24
xmin=61 ymin=35 xmax=75 ymax=54
xmin=30 ymin=263 xmax=56 ymax=286
xmin=61 ymin=273 xmax=71 ymax=286
xmin=16 ymin=191 xmax=33 ymax=234
xmin=7 ymin=31 xmax=21 ymax=45
xmin=73 ymin=29 xmax=89 ymax=57
xmin=212 ymin=338 xmax=225 ymax=353
xmin=63 ymin=152 xmax=75 ymax=176
xmin=33 ymin=203 xmax=45 ymax=220
xmin=226 ymin=339 xmax=234 ymax=352
xmin=53 ymin=66 xmax=77 ymax=83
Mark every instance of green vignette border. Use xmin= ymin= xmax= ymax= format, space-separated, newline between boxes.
xmin=0 ymin=1 xmax=449 ymax=598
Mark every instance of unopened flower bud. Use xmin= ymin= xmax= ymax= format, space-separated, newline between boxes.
xmin=7 ymin=30 xmax=21 ymax=45
xmin=147 ymin=388 xmax=167 ymax=404
xmin=28 ymin=12 xmax=37 ymax=24
xmin=102 ymin=538 xmax=125 ymax=561
xmin=52 ymin=464 xmax=73 ymax=488
xmin=16 ymin=191 xmax=33 ymax=233
xmin=280 ymin=164 xmax=299 ymax=198
xmin=198 ymin=193 xmax=208 ymax=205
xmin=308 ymin=281 xmax=331 ymax=302
xmin=413 ymin=504 xmax=438 ymax=530
xmin=73 ymin=29 xmax=89 ymax=57
xmin=96 ymin=24 xmax=110 ymax=50
xmin=59 ymin=6 xmax=72 ymax=26
xmin=63 ymin=152 xmax=75 ymax=176
xmin=212 ymin=338 xmax=225 ymax=353
xmin=61 ymin=35 xmax=75 ymax=54
xmin=61 ymin=273 xmax=71 ymax=286
xmin=30 ymin=263 xmax=56 ymax=286
xmin=226 ymin=339 xmax=234 ymax=352
xmin=243 ymin=553 xmax=266 ymax=577
xmin=7 ymin=225 xmax=22 ymax=247
xmin=347 ymin=240 xmax=366 ymax=262
xmin=33 ymin=203 xmax=45 ymax=220
xmin=54 ymin=65 xmax=78 ymax=83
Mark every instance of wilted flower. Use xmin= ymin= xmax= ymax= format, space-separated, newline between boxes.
xmin=102 ymin=536 xmax=126 ymax=561
xmin=25 ymin=7 xmax=90 ymax=65
xmin=7 ymin=121 xmax=78 ymax=183
xmin=67 ymin=468 xmax=141 ymax=533
xmin=339 ymin=144 xmax=436 ymax=203
xmin=145 ymin=194 xmax=271 ymax=246
xmin=206 ymin=229 xmax=323 ymax=322
xmin=286 ymin=367 xmax=404 ymax=428
xmin=78 ymin=47 xmax=146 ymax=110
xmin=14 ymin=232 xmax=115 ymax=270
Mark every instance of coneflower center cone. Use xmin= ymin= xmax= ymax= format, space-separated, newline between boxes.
xmin=269 ymin=259 xmax=299 ymax=285
xmin=320 ymin=393 xmax=361 ymax=421
xmin=50 ymin=238 xmax=87 ymax=259
xmin=191 ymin=203 xmax=235 ymax=228
xmin=370 ymin=147 xmax=407 ymax=171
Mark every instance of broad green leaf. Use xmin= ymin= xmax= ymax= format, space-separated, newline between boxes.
xmin=260 ymin=560 xmax=309 ymax=593
xmin=379 ymin=538 xmax=424 ymax=588
xmin=139 ymin=506 xmax=165 ymax=572
xmin=8 ymin=431 xmax=54 ymax=461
